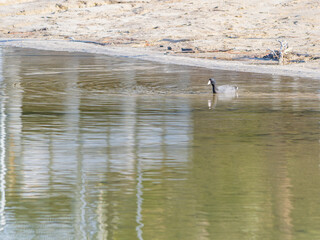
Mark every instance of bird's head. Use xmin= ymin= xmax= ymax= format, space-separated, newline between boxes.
xmin=208 ymin=78 xmax=216 ymax=86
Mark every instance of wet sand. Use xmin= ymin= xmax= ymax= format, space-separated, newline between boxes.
xmin=0 ymin=0 xmax=320 ymax=78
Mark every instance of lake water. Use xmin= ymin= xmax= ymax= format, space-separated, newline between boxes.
xmin=0 ymin=47 xmax=319 ymax=240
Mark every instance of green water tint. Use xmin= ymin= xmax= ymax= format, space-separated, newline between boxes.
xmin=0 ymin=47 xmax=319 ymax=239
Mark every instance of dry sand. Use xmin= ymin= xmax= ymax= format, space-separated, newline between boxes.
xmin=0 ymin=0 xmax=320 ymax=78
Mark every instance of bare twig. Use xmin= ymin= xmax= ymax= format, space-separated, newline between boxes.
xmin=278 ymin=40 xmax=286 ymax=65
xmin=277 ymin=40 xmax=292 ymax=65
xmin=266 ymin=40 xmax=292 ymax=65
xmin=267 ymin=48 xmax=279 ymax=60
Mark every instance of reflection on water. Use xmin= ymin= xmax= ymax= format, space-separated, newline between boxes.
xmin=0 ymin=47 xmax=319 ymax=240
xmin=0 ymin=49 xmax=6 ymax=232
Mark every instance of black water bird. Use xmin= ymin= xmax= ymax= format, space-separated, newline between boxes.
xmin=207 ymin=78 xmax=238 ymax=94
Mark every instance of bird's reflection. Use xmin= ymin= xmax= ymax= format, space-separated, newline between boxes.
xmin=208 ymin=95 xmax=217 ymax=110
xmin=208 ymin=92 xmax=238 ymax=110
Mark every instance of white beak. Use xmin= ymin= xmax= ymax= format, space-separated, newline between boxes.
xmin=207 ymin=80 xmax=211 ymax=85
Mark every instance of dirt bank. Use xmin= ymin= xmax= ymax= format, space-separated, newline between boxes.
xmin=1 ymin=0 xmax=320 ymax=74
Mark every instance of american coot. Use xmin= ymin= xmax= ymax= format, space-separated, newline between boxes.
xmin=207 ymin=78 xmax=238 ymax=94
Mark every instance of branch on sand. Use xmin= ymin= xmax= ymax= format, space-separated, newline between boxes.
xmin=267 ymin=40 xmax=292 ymax=65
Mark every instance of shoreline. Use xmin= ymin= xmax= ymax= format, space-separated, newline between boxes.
xmin=1 ymin=38 xmax=320 ymax=80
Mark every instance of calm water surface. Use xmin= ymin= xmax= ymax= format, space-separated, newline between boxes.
xmin=0 ymin=47 xmax=319 ymax=240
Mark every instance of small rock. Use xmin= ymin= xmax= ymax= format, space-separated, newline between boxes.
xmin=162 ymin=38 xmax=190 ymax=43
xmin=181 ymin=48 xmax=194 ymax=53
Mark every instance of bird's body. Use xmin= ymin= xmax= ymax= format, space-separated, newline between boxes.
xmin=207 ymin=78 xmax=238 ymax=94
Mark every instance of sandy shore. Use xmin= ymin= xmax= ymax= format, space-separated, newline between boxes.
xmin=2 ymin=38 xmax=320 ymax=80
xmin=1 ymin=0 xmax=320 ymax=78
